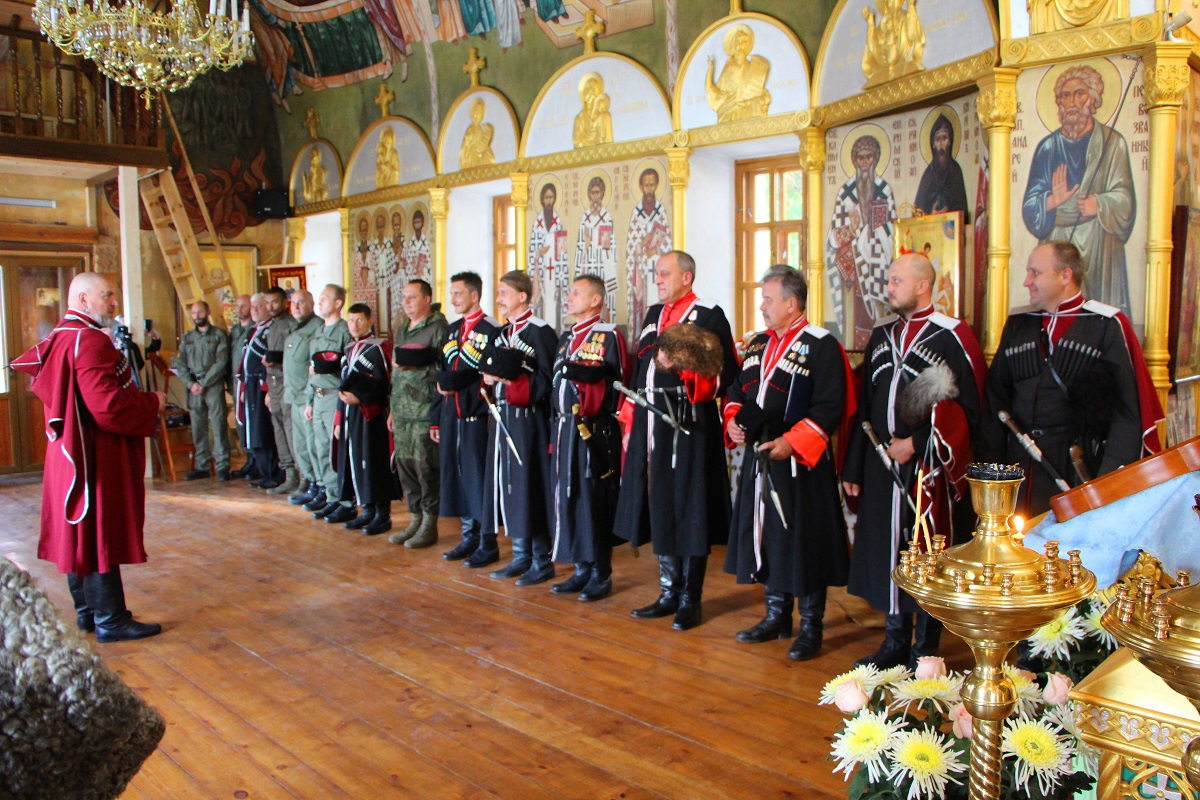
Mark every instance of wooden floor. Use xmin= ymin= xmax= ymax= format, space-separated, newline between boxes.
xmin=0 ymin=475 xmax=973 ymax=799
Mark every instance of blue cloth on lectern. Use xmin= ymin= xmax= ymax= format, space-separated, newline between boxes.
xmin=1023 ymin=472 xmax=1200 ymax=589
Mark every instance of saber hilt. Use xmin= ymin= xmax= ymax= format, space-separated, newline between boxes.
xmin=482 ymin=386 xmax=524 ymax=466
xmin=613 ymin=381 xmax=690 ymax=435
xmin=861 ymin=421 xmax=919 ymax=515
xmin=998 ymin=410 xmax=1070 ymax=492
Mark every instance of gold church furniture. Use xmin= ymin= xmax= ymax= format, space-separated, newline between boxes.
xmin=894 ymin=463 xmax=1096 ymax=800
xmin=1049 ymin=436 xmax=1200 ymax=521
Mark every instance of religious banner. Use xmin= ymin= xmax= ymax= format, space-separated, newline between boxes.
xmin=1008 ymin=56 xmax=1150 ymax=326
xmin=527 ymin=155 xmax=671 ymax=342
xmin=822 ymin=96 xmax=985 ymax=349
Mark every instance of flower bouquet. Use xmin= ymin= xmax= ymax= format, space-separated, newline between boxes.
xmin=1023 ymin=595 xmax=1118 ymax=684
xmin=822 ymin=657 xmax=1097 ymax=800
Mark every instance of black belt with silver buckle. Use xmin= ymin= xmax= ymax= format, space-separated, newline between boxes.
xmin=314 ymin=387 xmax=335 ymax=397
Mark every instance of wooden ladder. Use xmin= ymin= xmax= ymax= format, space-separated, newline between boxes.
xmin=137 ymin=101 xmax=238 ymax=327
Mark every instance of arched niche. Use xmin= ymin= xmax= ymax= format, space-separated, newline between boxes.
xmin=343 ymin=117 xmax=436 ymax=197
xmin=813 ymin=0 xmax=999 ymax=107
xmin=1003 ymin=0 xmax=1155 ymax=38
xmin=437 ymin=87 xmax=520 ymax=174
xmin=521 ymin=54 xmax=672 ymax=159
xmin=673 ymin=13 xmax=810 ymax=131
xmin=289 ymin=139 xmax=343 ymax=208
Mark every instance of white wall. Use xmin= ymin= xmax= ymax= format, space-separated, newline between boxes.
xmin=302 ymin=211 xmax=345 ymax=294
xmin=685 ymin=148 xmax=737 ymax=326
xmin=444 ymin=186 xmax=497 ymax=322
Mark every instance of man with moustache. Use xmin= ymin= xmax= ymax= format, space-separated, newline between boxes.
xmin=843 ymin=253 xmax=987 ymax=670
xmin=480 ymin=270 xmax=559 ymax=583
xmin=625 ymin=167 xmax=672 ymax=344
xmin=173 ymin=300 xmax=231 ymax=481
xmin=724 ymin=266 xmax=855 ymax=661
xmin=1022 ymin=64 xmax=1135 ymax=317
xmin=615 ymin=250 xmax=739 ymax=631
xmin=825 ymin=134 xmax=897 ymax=348
xmin=434 ymin=271 xmax=504 ymax=565
xmin=914 ymin=113 xmax=970 ymax=219
xmin=281 ymin=289 xmax=324 ymax=504
xmin=305 ymin=284 xmax=354 ymax=521
xmin=238 ymin=293 xmax=281 ymax=487
xmin=261 ymin=287 xmax=298 ymax=491
xmin=12 ymin=273 xmax=166 ymax=642
xmin=550 ymin=274 xmax=628 ymax=601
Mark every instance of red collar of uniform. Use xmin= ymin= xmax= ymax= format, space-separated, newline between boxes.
xmin=507 ymin=308 xmax=532 ymax=332
xmin=763 ymin=315 xmax=807 ymax=376
xmin=64 ymin=310 xmax=104 ymax=329
xmin=904 ymin=305 xmax=934 ymax=323
xmin=664 ymin=291 xmax=696 ymax=315
xmin=572 ymin=314 xmax=601 ymax=336
xmin=660 ymin=291 xmax=697 ymax=331
xmin=462 ymin=309 xmax=484 ymax=325
xmin=767 ymin=314 xmax=807 ymax=346
xmin=1052 ymin=293 xmax=1084 ymax=315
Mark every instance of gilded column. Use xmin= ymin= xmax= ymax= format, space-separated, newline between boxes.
xmin=339 ymin=207 xmax=352 ymax=308
xmin=511 ymin=172 xmax=529 ymax=272
xmin=666 ymin=145 xmax=691 ymax=251
xmin=799 ymin=127 xmax=826 ymax=325
xmin=286 ymin=216 xmax=306 ymax=265
xmin=1141 ymin=41 xmax=1191 ymax=410
xmin=976 ymin=67 xmax=1020 ymax=360
xmin=430 ymin=187 xmax=450 ymax=307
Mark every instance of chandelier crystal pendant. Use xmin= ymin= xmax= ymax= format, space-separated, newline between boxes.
xmin=33 ymin=0 xmax=255 ymax=107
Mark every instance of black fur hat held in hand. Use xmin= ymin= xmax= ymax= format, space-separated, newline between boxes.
xmin=436 ymin=368 xmax=479 ymax=392
xmin=393 ymin=344 xmax=437 ymax=368
xmin=311 ymin=350 xmax=342 ymax=375
xmin=480 ymin=347 xmax=528 ymax=381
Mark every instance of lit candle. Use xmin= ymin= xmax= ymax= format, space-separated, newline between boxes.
xmin=241 ymin=4 xmax=250 ymax=30
xmin=208 ymin=0 xmax=216 ymax=17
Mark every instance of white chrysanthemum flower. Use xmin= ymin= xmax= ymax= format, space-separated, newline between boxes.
xmin=1045 ymin=703 xmax=1099 ymax=778
xmin=831 ymin=709 xmax=903 ymax=783
xmin=889 ymin=674 xmax=964 ymax=713
xmin=886 ymin=727 xmax=968 ymax=800
xmin=866 ymin=665 xmax=913 ymax=691
xmin=1081 ymin=599 xmax=1118 ymax=650
xmin=1003 ymin=716 xmax=1075 ymax=795
xmin=1003 ymin=665 xmax=1045 ymax=716
xmin=821 ymin=665 xmax=880 ymax=705
xmin=1028 ymin=606 xmax=1087 ymax=660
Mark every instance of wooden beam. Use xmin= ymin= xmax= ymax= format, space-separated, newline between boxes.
xmin=0 ymin=134 xmax=168 ymax=169
xmin=0 ymin=222 xmax=98 ymax=244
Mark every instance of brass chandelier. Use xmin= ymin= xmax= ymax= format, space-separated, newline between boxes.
xmin=33 ymin=0 xmax=255 ymax=106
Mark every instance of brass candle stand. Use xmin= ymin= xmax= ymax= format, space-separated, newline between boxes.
xmin=1101 ymin=493 xmax=1200 ymax=790
xmin=893 ymin=463 xmax=1096 ymax=800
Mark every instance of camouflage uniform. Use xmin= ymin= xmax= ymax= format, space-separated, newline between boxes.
xmin=172 ymin=324 xmax=230 ymax=471
xmin=307 ymin=318 xmax=353 ymax=507
xmin=265 ymin=314 xmax=299 ymax=469
xmin=389 ymin=311 xmax=447 ymax=515
xmin=283 ymin=314 xmax=324 ymax=484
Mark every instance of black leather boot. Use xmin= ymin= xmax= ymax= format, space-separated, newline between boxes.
xmin=442 ymin=522 xmax=479 ymax=561
xmin=303 ymin=487 xmax=328 ymax=512
xmin=324 ymin=504 xmax=357 ymax=524
xmin=788 ymin=589 xmax=827 ymax=661
xmin=66 ymin=573 xmax=94 ymax=633
xmin=907 ymin=610 xmax=943 ymax=669
xmin=552 ymin=564 xmax=591 ymax=594
xmin=736 ymin=589 xmax=794 ymax=644
xmin=313 ymin=500 xmax=339 ymax=519
xmin=672 ymin=556 xmax=707 ymax=631
xmin=291 ymin=480 xmax=319 ymax=506
xmin=490 ymin=535 xmax=532 ymax=579
xmin=83 ymin=568 xmax=161 ymax=643
xmin=345 ymin=503 xmax=376 ymax=530
xmin=363 ymin=503 xmax=392 ymax=535
xmin=854 ymin=613 xmax=912 ymax=669
xmin=465 ymin=533 xmax=499 ymax=568
xmin=631 ymin=556 xmax=683 ymax=618
xmin=516 ymin=535 xmax=555 ymax=586
xmin=579 ymin=546 xmax=612 ymax=602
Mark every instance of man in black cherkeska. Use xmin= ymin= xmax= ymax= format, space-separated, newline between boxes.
xmin=549 ymin=274 xmax=628 ymax=602
xmin=480 ymin=270 xmax=560 ymax=584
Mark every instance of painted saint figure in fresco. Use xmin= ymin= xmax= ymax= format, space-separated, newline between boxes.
xmin=825 ymin=134 xmax=896 ymax=348
xmin=352 ymin=213 xmax=379 ymax=314
xmin=301 ymin=146 xmax=329 ymax=204
xmin=1022 ymin=64 xmax=1135 ymax=318
xmin=376 ymin=127 xmax=400 ymax=188
xmin=495 ymin=0 xmax=523 ymax=49
xmin=534 ymin=0 xmax=567 ymax=24
xmin=575 ymin=176 xmax=618 ymax=318
xmin=528 ymin=182 xmax=569 ymax=330
xmin=371 ymin=210 xmax=399 ymax=332
xmin=705 ymin=23 xmax=771 ymax=123
xmin=914 ymin=113 xmax=969 ymax=220
xmin=460 ymin=98 xmax=496 ymax=169
xmin=402 ymin=210 xmax=431 ymax=285
xmin=625 ymin=168 xmax=672 ymax=343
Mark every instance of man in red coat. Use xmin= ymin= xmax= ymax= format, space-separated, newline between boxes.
xmin=11 ymin=273 xmax=166 ymax=642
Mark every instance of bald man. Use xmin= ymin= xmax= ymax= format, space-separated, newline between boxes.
xmin=279 ymin=289 xmax=324 ymax=502
xmin=842 ymin=253 xmax=986 ymax=670
xmin=11 ymin=273 xmax=165 ymax=642
xmin=173 ymin=300 xmax=230 ymax=480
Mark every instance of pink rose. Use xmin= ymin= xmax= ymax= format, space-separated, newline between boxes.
xmin=834 ymin=679 xmax=869 ymax=714
xmin=913 ymin=656 xmax=947 ymax=679
xmin=949 ymin=702 xmax=974 ymax=739
xmin=1043 ymin=672 xmax=1075 ymax=706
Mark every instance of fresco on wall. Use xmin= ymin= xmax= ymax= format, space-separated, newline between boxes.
xmin=527 ymin=156 xmax=670 ymax=340
xmin=344 ymin=118 xmax=437 ymax=195
xmin=1008 ymin=56 xmax=1149 ymax=325
xmin=350 ymin=197 xmax=434 ymax=336
xmin=823 ymin=97 xmax=985 ymax=349
xmin=438 ymin=88 xmax=520 ymax=173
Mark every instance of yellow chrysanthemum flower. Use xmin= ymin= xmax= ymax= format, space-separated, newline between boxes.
xmin=886 ymin=728 xmax=967 ymax=800
xmin=820 ymin=665 xmax=879 ymax=705
xmin=1028 ymin=606 xmax=1087 ymax=660
xmin=831 ymin=710 xmax=902 ymax=783
xmin=1002 ymin=716 xmax=1074 ymax=795
xmin=1002 ymin=664 xmax=1045 ymax=716
xmin=889 ymin=674 xmax=963 ymax=713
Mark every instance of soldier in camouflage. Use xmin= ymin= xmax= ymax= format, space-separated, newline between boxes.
xmin=281 ymin=289 xmax=325 ymax=504
xmin=304 ymin=284 xmax=353 ymax=520
xmin=173 ymin=300 xmax=231 ymax=481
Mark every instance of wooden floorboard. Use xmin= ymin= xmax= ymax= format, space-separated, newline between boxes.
xmin=0 ymin=475 xmax=975 ymax=799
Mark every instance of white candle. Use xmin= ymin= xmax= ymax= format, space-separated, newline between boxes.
xmin=208 ymin=0 xmax=216 ymax=17
xmin=241 ymin=4 xmax=250 ymax=30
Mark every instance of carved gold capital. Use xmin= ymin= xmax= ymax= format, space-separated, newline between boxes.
xmin=510 ymin=172 xmax=529 ymax=207
xmin=976 ymin=68 xmax=1020 ymax=130
xmin=429 ymin=187 xmax=449 ymax=220
xmin=666 ymin=146 xmax=691 ymax=187
xmin=798 ymin=128 xmax=826 ymax=173
xmin=1142 ymin=42 xmax=1192 ymax=109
